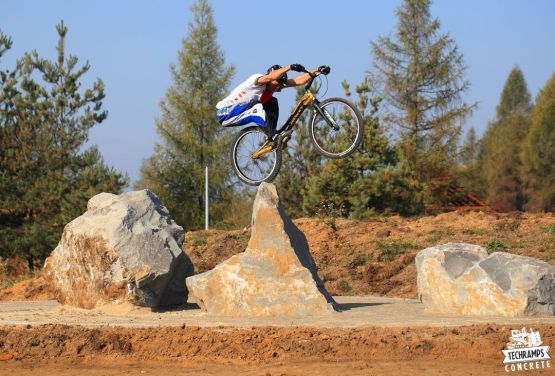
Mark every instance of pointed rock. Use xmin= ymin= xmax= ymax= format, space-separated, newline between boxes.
xmin=44 ymin=190 xmax=193 ymax=309
xmin=186 ymin=183 xmax=335 ymax=316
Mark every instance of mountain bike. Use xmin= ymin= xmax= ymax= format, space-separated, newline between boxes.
xmin=230 ymin=65 xmax=364 ymax=186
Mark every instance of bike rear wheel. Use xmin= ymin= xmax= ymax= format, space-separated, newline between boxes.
xmin=230 ymin=126 xmax=282 ymax=186
xmin=309 ymin=97 xmax=364 ymax=159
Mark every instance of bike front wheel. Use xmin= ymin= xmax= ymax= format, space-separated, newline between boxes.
xmin=310 ymin=97 xmax=364 ymax=159
xmin=230 ymin=126 xmax=282 ymax=186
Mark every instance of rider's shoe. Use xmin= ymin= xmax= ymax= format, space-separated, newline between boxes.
xmin=277 ymin=129 xmax=293 ymax=148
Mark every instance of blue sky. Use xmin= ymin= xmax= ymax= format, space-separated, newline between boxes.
xmin=2 ymin=0 xmax=555 ymax=185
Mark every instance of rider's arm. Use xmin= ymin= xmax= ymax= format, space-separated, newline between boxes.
xmin=286 ymin=67 xmax=319 ymax=87
xmin=255 ymin=65 xmax=291 ymax=85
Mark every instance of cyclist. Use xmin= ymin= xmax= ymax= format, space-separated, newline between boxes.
xmin=216 ymin=63 xmax=319 ymax=140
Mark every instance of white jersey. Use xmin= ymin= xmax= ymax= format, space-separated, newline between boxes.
xmin=216 ymin=74 xmax=264 ymax=109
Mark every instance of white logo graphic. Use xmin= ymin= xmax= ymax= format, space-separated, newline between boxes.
xmin=502 ymin=328 xmax=551 ymax=372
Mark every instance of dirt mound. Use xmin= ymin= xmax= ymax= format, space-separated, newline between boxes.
xmin=184 ymin=211 xmax=555 ymax=299
xmin=1 ymin=323 xmax=552 ymax=364
xmin=2 ymin=211 xmax=554 ymax=302
xmin=0 ymin=277 xmax=55 ymax=301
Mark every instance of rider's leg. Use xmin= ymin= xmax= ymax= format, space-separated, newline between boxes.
xmin=217 ymin=103 xmax=266 ymax=127
xmin=261 ymin=97 xmax=279 ymax=139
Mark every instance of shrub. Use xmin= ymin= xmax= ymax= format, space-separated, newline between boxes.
xmin=484 ymin=239 xmax=507 ymax=253
xmin=376 ymin=241 xmax=418 ymax=261
xmin=338 ymin=280 xmax=352 ymax=293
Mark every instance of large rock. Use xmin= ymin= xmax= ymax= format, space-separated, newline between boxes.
xmin=186 ymin=183 xmax=335 ymax=316
xmin=416 ymin=243 xmax=555 ymax=316
xmin=44 ymin=190 xmax=193 ymax=309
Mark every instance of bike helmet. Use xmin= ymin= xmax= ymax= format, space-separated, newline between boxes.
xmin=267 ymin=64 xmax=288 ymax=87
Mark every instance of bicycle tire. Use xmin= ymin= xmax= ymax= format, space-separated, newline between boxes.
xmin=230 ymin=126 xmax=282 ymax=186
xmin=309 ymin=97 xmax=364 ymax=159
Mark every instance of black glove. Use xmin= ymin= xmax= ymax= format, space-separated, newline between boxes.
xmin=318 ymin=65 xmax=331 ymax=75
xmin=290 ymin=63 xmax=305 ymax=72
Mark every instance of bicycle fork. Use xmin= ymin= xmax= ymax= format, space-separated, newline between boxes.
xmin=313 ymin=103 xmax=340 ymax=131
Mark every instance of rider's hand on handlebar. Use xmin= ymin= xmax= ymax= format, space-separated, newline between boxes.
xmin=290 ymin=63 xmax=306 ymax=72
xmin=318 ymin=65 xmax=331 ymax=75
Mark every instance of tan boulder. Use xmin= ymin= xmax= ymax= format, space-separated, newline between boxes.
xmin=186 ymin=183 xmax=335 ymax=316
xmin=44 ymin=190 xmax=193 ymax=309
xmin=416 ymin=243 xmax=555 ymax=316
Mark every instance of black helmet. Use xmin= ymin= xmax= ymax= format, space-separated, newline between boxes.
xmin=267 ymin=64 xmax=288 ymax=87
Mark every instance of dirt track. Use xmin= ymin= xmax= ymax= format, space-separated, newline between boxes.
xmin=1 ymin=296 xmax=554 ymax=328
xmin=1 ymin=323 xmax=553 ymax=375
xmin=1 ymin=297 xmax=554 ymax=375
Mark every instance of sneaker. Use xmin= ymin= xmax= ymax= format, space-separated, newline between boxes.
xmin=277 ymin=129 xmax=293 ymax=147
xmin=261 ymin=126 xmax=277 ymax=141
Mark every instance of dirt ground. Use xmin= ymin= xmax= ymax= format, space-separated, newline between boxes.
xmin=1 ymin=324 xmax=554 ymax=375
xmin=2 ymin=211 xmax=554 ymax=302
xmin=1 ymin=211 xmax=555 ymax=374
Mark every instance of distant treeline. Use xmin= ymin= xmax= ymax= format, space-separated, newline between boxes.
xmin=1 ymin=0 xmax=554 ymax=266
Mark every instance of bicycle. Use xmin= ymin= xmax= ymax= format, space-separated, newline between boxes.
xmin=230 ymin=65 xmax=364 ymax=186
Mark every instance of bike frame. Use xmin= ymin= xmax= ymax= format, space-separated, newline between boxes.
xmin=275 ymin=74 xmax=338 ymax=137
xmin=250 ymin=72 xmax=337 ymax=160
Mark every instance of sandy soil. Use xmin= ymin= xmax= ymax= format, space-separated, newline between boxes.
xmin=1 ymin=297 xmax=554 ymax=375
xmin=1 ymin=323 xmax=554 ymax=375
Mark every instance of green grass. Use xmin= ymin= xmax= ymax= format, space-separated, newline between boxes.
xmin=338 ymin=280 xmax=352 ymax=293
xmin=349 ymin=254 xmax=371 ymax=267
xmin=324 ymin=217 xmax=337 ymax=231
xmin=484 ymin=239 xmax=507 ymax=253
xmin=376 ymin=240 xmax=419 ymax=262
xmin=225 ymin=233 xmax=243 ymax=240
xmin=471 ymin=228 xmax=490 ymax=236
xmin=190 ymin=233 xmax=208 ymax=246
xmin=425 ymin=228 xmax=455 ymax=244
xmin=548 ymin=223 xmax=555 ymax=235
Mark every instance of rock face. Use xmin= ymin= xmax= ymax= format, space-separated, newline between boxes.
xmin=416 ymin=243 xmax=555 ymax=316
xmin=44 ymin=190 xmax=193 ymax=309
xmin=186 ymin=183 xmax=335 ymax=316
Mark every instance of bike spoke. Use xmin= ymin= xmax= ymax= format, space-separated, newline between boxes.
xmin=233 ymin=129 xmax=277 ymax=184
xmin=312 ymin=100 xmax=362 ymax=157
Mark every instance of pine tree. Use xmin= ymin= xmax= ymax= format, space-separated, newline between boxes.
xmin=274 ymin=84 xmax=324 ymax=218
xmin=302 ymin=80 xmax=410 ymax=217
xmin=0 ymin=24 xmax=127 ymax=265
xmin=481 ymin=66 xmax=531 ymax=211
xmin=522 ymin=71 xmax=555 ymax=211
xmin=135 ymin=0 xmax=234 ymax=229
xmin=454 ymin=127 xmax=485 ymax=198
xmin=369 ymin=0 xmax=474 ymax=203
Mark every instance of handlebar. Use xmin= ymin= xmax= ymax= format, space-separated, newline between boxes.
xmin=301 ymin=65 xmax=330 ymax=91
xmin=301 ymin=65 xmax=331 ymax=78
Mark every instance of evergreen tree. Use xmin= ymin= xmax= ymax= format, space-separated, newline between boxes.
xmin=135 ymin=0 xmax=235 ymax=229
xmin=522 ymin=71 xmax=555 ymax=211
xmin=454 ymin=127 xmax=485 ymax=198
xmin=369 ymin=0 xmax=474 ymax=205
xmin=302 ymin=80 xmax=411 ymax=217
xmin=459 ymin=127 xmax=479 ymax=167
xmin=275 ymin=84 xmax=324 ymax=218
xmin=0 ymin=24 xmax=127 ymax=265
xmin=481 ymin=66 xmax=531 ymax=211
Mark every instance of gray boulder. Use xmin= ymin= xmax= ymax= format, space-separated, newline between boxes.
xmin=186 ymin=183 xmax=335 ymax=316
xmin=416 ymin=243 xmax=555 ymax=316
xmin=44 ymin=190 xmax=193 ymax=308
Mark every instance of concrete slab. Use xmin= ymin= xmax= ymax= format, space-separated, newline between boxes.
xmin=1 ymin=296 xmax=554 ymax=329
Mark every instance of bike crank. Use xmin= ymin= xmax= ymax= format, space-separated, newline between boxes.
xmin=251 ymin=139 xmax=274 ymax=159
